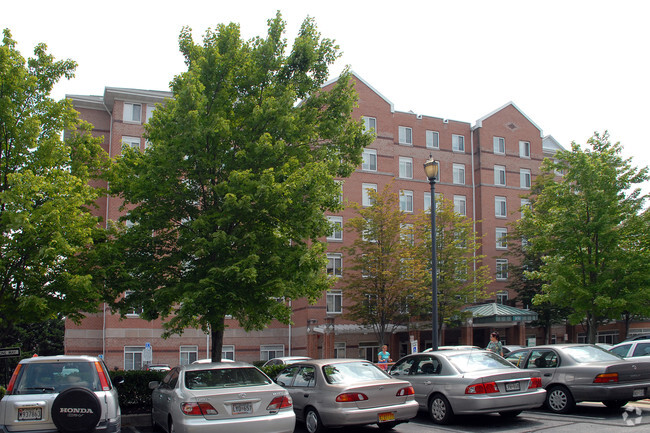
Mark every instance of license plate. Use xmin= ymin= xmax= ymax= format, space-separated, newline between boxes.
xmin=232 ymin=403 xmax=252 ymax=415
xmin=505 ymin=382 xmax=521 ymax=392
xmin=633 ymin=388 xmax=645 ymax=398
xmin=18 ymin=407 xmax=42 ymax=421
xmin=378 ymin=412 xmax=395 ymax=423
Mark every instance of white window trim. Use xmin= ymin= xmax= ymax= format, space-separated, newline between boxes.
xmin=496 ymin=259 xmax=509 ymax=280
xmin=493 ymin=137 xmax=506 ymax=155
xmin=122 ymin=136 xmax=141 ymax=152
xmin=452 ymin=134 xmax=465 ymax=152
xmin=362 ymin=149 xmax=377 ymax=171
xmin=519 ymin=140 xmax=531 ymax=158
xmin=327 ymin=253 xmax=343 ymax=277
xmin=362 ymin=183 xmax=377 ymax=207
xmin=326 ymin=289 xmax=343 ymax=314
xmin=260 ymin=344 xmax=285 ymax=361
xmin=327 ymin=216 xmax=343 ymax=241
xmin=363 ymin=116 xmax=377 ymax=134
xmin=426 ymin=130 xmax=439 ymax=149
xmin=494 ymin=165 xmax=506 ymax=186
xmin=124 ymin=346 xmax=145 ymax=371
xmin=520 ymin=169 xmax=532 ymax=189
xmin=399 ymin=157 xmax=413 ymax=179
xmin=180 ymin=345 xmax=198 ymax=365
xmin=452 ymin=164 xmax=465 ymax=185
xmin=123 ymin=102 xmax=142 ymax=124
xmin=495 ymin=196 xmax=507 ymax=218
xmin=454 ymin=195 xmax=467 ymax=216
xmin=334 ymin=342 xmax=346 ymax=359
xmin=400 ymin=190 xmax=414 ymax=213
xmin=222 ymin=345 xmax=235 ymax=361
xmin=496 ymin=228 xmax=508 ymax=249
xmin=398 ymin=126 xmax=413 ymax=145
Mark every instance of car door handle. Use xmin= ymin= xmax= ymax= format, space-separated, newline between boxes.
xmin=544 ymin=373 xmax=552 ymax=377
xmin=424 ymin=381 xmax=432 ymax=385
xmin=304 ymin=394 xmax=309 ymax=398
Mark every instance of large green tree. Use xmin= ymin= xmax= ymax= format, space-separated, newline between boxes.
xmin=105 ymin=14 xmax=371 ymax=360
xmin=519 ymin=132 xmax=649 ymax=343
xmin=0 ymin=29 xmax=109 ymax=327
xmin=342 ymin=184 xmax=429 ymax=348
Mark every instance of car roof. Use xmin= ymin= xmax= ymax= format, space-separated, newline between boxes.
xmin=19 ymin=355 xmax=101 ymax=364
xmin=181 ymin=361 xmax=254 ymax=371
xmin=269 ymin=356 xmax=311 ymax=361
xmin=289 ymin=358 xmax=376 ymax=367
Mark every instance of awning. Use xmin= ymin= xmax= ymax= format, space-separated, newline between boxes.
xmin=462 ymin=303 xmax=538 ymax=326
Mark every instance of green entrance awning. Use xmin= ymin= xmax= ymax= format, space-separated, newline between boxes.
xmin=462 ymin=303 xmax=538 ymax=325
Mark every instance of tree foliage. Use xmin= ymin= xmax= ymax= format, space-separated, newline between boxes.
xmin=104 ymin=14 xmax=371 ymax=360
xmin=0 ymin=29 xmax=109 ymax=327
xmin=518 ymin=132 xmax=649 ymax=343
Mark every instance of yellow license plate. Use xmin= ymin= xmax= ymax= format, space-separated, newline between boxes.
xmin=378 ymin=412 xmax=395 ymax=423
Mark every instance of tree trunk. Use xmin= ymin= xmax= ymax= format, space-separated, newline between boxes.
xmin=210 ymin=315 xmax=225 ymax=362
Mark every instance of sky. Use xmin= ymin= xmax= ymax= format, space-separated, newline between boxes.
xmin=3 ymin=0 xmax=649 ymax=195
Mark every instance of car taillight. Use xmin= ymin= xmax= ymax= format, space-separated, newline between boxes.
xmin=267 ymin=396 xmax=292 ymax=410
xmin=181 ymin=402 xmax=218 ymax=416
xmin=6 ymin=364 xmax=22 ymax=394
xmin=594 ymin=373 xmax=618 ymax=383
xmin=94 ymin=361 xmax=112 ymax=391
xmin=396 ymin=386 xmax=415 ymax=396
xmin=336 ymin=392 xmax=369 ymax=402
xmin=529 ymin=377 xmax=542 ymax=389
xmin=465 ymin=381 xmax=499 ymax=394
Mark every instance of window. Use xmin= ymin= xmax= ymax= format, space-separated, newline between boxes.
xmin=222 ymin=345 xmax=235 ymax=361
xmin=494 ymin=165 xmax=506 ymax=186
xmin=334 ymin=342 xmax=346 ymax=359
xmin=326 ymin=290 xmax=342 ymax=314
xmin=401 ymin=223 xmax=414 ymax=245
xmin=453 ymin=164 xmax=465 ymax=185
xmin=425 ymin=192 xmax=443 ymax=212
xmin=520 ymin=169 xmax=532 ymax=189
xmin=327 ymin=216 xmax=343 ymax=241
xmin=145 ymin=105 xmax=156 ymax=123
xmin=400 ymin=190 xmax=413 ymax=213
xmin=362 ymin=149 xmax=377 ymax=171
xmin=362 ymin=183 xmax=377 ymax=206
xmin=495 ymin=196 xmax=507 ymax=218
xmin=124 ymin=346 xmax=144 ymax=371
xmin=335 ymin=180 xmax=343 ymax=204
xmin=520 ymin=199 xmax=531 ymax=217
xmin=426 ymin=130 xmax=439 ymax=149
xmin=452 ymin=134 xmax=465 ymax=152
xmin=398 ymin=126 xmax=412 ymax=145
xmin=124 ymin=290 xmax=143 ymax=316
xmin=399 ymin=157 xmax=413 ymax=179
xmin=124 ymin=103 xmax=142 ymax=123
xmin=122 ymin=136 xmax=141 ymax=152
xmin=493 ymin=137 xmax=505 ymax=154
xmin=327 ymin=253 xmax=342 ymax=277
xmin=454 ymin=195 xmax=466 ymax=216
xmin=180 ymin=345 xmax=198 ymax=365
xmin=261 ymin=345 xmax=284 ymax=361
xmin=519 ymin=141 xmax=531 ymax=158
xmin=363 ymin=116 xmax=376 ymax=134
xmin=496 ymin=290 xmax=509 ymax=304
xmin=496 ymin=228 xmax=508 ymax=249
xmin=496 ymin=259 xmax=508 ymax=280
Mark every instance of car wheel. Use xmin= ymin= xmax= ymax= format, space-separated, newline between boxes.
xmin=545 ymin=385 xmax=575 ymax=414
xmin=603 ymin=400 xmax=628 ymax=410
xmin=51 ymin=387 xmax=102 ymax=433
xmin=305 ymin=407 xmax=324 ymax=433
xmin=428 ymin=393 xmax=454 ymax=425
xmin=499 ymin=410 xmax=522 ymax=418
xmin=168 ymin=419 xmax=175 ymax=433
xmin=150 ymin=411 xmax=160 ymax=432
xmin=377 ymin=421 xmax=398 ymax=430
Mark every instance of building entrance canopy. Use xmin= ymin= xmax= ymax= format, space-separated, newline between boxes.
xmin=463 ymin=303 xmax=538 ymax=327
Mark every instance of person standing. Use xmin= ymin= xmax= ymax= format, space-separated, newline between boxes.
xmin=377 ymin=345 xmax=392 ymax=369
xmin=486 ymin=332 xmax=504 ymax=356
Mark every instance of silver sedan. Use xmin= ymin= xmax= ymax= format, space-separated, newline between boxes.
xmin=389 ymin=349 xmax=546 ymax=424
xmin=149 ymin=362 xmax=295 ymax=433
xmin=505 ymin=344 xmax=650 ymax=414
xmin=275 ymin=359 xmax=418 ymax=433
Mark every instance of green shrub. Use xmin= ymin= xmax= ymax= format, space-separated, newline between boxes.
xmin=260 ymin=364 xmax=286 ymax=380
xmin=0 ymin=386 xmax=5 ymax=400
xmin=109 ymin=370 xmax=167 ymax=414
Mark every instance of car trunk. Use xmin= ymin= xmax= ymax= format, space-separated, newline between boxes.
xmin=606 ymin=361 xmax=650 ymax=382
xmin=340 ymin=379 xmax=410 ymax=410
xmin=186 ymin=385 xmax=286 ymax=420
xmin=465 ymin=369 xmax=539 ymax=394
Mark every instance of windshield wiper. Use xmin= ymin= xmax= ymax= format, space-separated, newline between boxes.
xmin=24 ymin=387 xmax=56 ymax=391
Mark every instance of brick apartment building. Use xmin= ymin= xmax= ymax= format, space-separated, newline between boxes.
xmin=65 ymin=72 xmax=639 ymax=370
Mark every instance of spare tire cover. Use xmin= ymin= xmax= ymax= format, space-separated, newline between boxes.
xmin=51 ymin=387 xmax=102 ymax=433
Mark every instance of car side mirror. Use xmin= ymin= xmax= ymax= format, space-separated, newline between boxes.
xmin=148 ymin=381 xmax=160 ymax=390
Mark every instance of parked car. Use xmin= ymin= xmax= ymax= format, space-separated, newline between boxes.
xmin=146 ymin=364 xmax=171 ymax=372
xmin=275 ymin=359 xmax=418 ymax=432
xmin=609 ymin=340 xmax=650 ymax=359
xmin=622 ymin=334 xmax=650 ymax=342
xmin=389 ymin=349 xmax=546 ymax=424
xmin=149 ymin=361 xmax=294 ymax=433
xmin=421 ymin=346 xmax=481 ymax=352
xmin=0 ymin=355 xmax=123 ymax=433
xmin=502 ymin=345 xmax=525 ymax=355
xmin=262 ymin=356 xmax=311 ymax=367
xmin=192 ymin=358 xmax=234 ymax=364
xmin=504 ymin=344 xmax=650 ymax=413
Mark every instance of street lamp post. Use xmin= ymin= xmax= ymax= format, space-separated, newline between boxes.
xmin=423 ymin=156 xmax=439 ymax=351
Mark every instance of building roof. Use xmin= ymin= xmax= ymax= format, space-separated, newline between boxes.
xmin=67 ymin=87 xmax=173 ymax=112
xmin=473 ymin=101 xmax=544 ymax=138
xmin=324 ymin=70 xmax=395 ymax=113
xmin=463 ymin=303 xmax=538 ymax=325
xmin=542 ymin=134 xmax=566 ymax=155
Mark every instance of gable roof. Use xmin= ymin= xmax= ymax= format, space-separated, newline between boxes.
xmin=473 ymin=101 xmax=543 ymax=138
xmin=324 ymin=70 xmax=395 ymax=113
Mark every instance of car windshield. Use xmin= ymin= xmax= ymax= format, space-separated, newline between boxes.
xmin=563 ymin=345 xmax=623 ymax=363
xmin=323 ymin=361 xmax=389 ymax=384
xmin=185 ymin=367 xmax=271 ymax=389
xmin=446 ymin=351 xmax=514 ymax=373
xmin=14 ymin=362 xmax=98 ymax=394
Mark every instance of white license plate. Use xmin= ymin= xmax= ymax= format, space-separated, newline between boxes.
xmin=505 ymin=382 xmax=521 ymax=392
xmin=232 ymin=403 xmax=252 ymax=415
xmin=18 ymin=407 xmax=42 ymax=421
xmin=633 ymin=388 xmax=645 ymax=398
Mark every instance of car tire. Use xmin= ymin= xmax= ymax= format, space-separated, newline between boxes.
xmin=51 ymin=387 xmax=102 ymax=433
xmin=377 ymin=421 xmax=398 ymax=430
xmin=168 ymin=418 xmax=175 ymax=433
xmin=499 ymin=410 xmax=522 ymax=418
xmin=545 ymin=385 xmax=575 ymax=414
xmin=304 ymin=407 xmax=324 ymax=433
xmin=428 ymin=393 xmax=454 ymax=425
xmin=150 ymin=411 xmax=160 ymax=432
xmin=603 ymin=400 xmax=628 ymax=410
